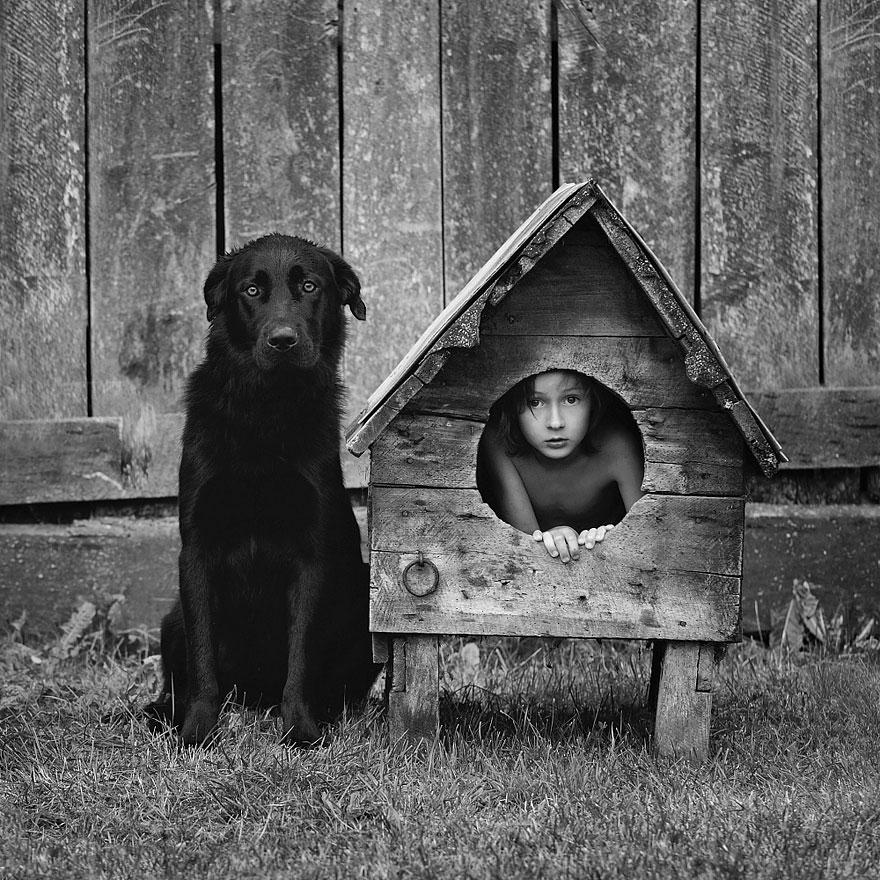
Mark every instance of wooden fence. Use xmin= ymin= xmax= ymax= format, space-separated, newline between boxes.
xmin=1 ymin=0 xmax=879 ymax=634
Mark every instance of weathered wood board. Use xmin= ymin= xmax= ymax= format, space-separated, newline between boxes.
xmin=0 ymin=508 xmax=369 ymax=639
xmin=0 ymin=416 xmax=366 ymax=504
xmin=370 ymin=406 xmax=744 ymax=497
xmin=700 ymin=0 xmax=819 ymax=388
xmin=341 ymin=0 xmax=443 ymax=422
xmin=411 ymin=335 xmax=717 ymax=419
xmin=821 ymin=0 xmax=880 ymax=385
xmin=557 ymin=0 xmax=696 ymax=302
xmin=87 ymin=0 xmax=215 ymax=464
xmin=222 ymin=0 xmax=340 ymax=248
xmin=637 ymin=408 xmax=745 ymax=496
xmin=743 ymin=503 xmax=880 ymax=636
xmin=0 ymin=418 xmax=123 ymax=504
xmin=653 ymin=641 xmax=713 ymax=760
xmin=369 ymin=487 xmax=743 ymax=641
xmin=370 ymin=556 xmax=739 ymax=643
xmin=441 ymin=0 xmax=552 ymax=298
xmin=371 ymin=487 xmax=744 ymax=575
xmin=388 ymin=635 xmax=440 ymax=742
xmin=480 ymin=217 xmax=667 ymax=338
xmin=747 ymin=386 xmax=880 ymax=468
xmin=4 ymin=505 xmax=878 ymax=639
xmin=0 ymin=518 xmax=180 ymax=642
xmin=0 ymin=0 xmax=87 ymax=419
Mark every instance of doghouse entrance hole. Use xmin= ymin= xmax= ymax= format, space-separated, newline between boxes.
xmin=475 ymin=370 xmax=644 ymax=536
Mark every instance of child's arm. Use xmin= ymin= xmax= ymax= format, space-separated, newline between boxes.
xmin=480 ymin=428 xmax=581 ymax=561
xmin=576 ymin=424 xmax=645 ymax=551
xmin=478 ymin=425 xmax=540 ymax=535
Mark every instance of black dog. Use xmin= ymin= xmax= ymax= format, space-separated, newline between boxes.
xmin=147 ymin=234 xmax=378 ymax=745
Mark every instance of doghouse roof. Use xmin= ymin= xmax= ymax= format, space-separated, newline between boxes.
xmin=345 ymin=179 xmax=785 ymax=477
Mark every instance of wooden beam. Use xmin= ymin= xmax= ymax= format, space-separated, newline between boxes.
xmin=0 ymin=415 xmax=368 ymax=505
xmin=0 ymin=507 xmax=369 ymax=641
xmin=1 ymin=418 xmax=124 ymax=504
xmin=0 ymin=518 xmax=180 ymax=642
xmin=743 ymin=503 xmax=880 ymax=638
xmin=387 ymin=635 xmax=440 ymax=742
xmin=747 ymin=387 xmax=880 ymax=468
xmin=2 ymin=382 xmax=876 ymax=505
xmin=371 ymin=548 xmax=740 ymax=642
xmin=369 ymin=487 xmax=743 ymax=642
xmin=412 ymin=335 xmax=717 ymax=419
xmin=652 ymin=641 xmax=712 ymax=762
xmin=369 ymin=406 xmax=744 ymax=497
xmin=2 ymin=505 xmax=877 ymax=642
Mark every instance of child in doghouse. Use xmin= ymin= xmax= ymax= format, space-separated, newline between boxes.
xmin=477 ymin=369 xmax=644 ymax=563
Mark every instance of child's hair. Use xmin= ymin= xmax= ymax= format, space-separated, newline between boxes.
xmin=488 ymin=369 xmax=606 ymax=456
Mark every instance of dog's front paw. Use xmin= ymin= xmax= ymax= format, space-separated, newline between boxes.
xmin=180 ymin=700 xmax=219 ymax=746
xmin=280 ymin=699 xmax=322 ymax=747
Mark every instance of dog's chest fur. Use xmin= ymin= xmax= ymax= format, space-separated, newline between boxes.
xmin=183 ymin=367 xmax=340 ymax=560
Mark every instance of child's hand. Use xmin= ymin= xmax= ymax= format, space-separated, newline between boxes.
xmin=578 ymin=524 xmax=614 ymax=549
xmin=532 ymin=526 xmax=582 ymax=563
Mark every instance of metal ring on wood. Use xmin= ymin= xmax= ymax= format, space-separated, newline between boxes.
xmin=401 ymin=551 xmax=439 ymax=597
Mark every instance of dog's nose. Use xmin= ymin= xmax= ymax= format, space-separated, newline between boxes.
xmin=267 ymin=326 xmax=298 ymax=351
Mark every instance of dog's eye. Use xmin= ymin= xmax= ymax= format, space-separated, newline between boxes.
xmin=244 ymin=284 xmax=260 ymax=297
xmin=302 ymin=280 xmax=318 ymax=293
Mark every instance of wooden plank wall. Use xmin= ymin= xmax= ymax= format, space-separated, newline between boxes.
xmin=2 ymin=0 xmax=879 ymax=483
xmin=87 ymin=0 xmax=215 ymax=490
xmin=701 ymin=0 xmax=820 ymax=390
xmin=1 ymin=0 xmax=879 ymax=630
xmin=821 ymin=0 xmax=880 ymax=386
xmin=0 ymin=0 xmax=88 ymax=420
xmin=558 ymin=0 xmax=697 ymax=303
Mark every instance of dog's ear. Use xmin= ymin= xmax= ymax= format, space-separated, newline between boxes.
xmin=321 ymin=249 xmax=366 ymax=321
xmin=203 ymin=252 xmax=235 ymax=322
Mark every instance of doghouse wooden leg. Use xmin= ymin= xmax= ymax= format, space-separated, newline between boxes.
xmin=647 ymin=639 xmax=666 ymax=716
xmin=652 ymin=641 xmax=717 ymax=762
xmin=387 ymin=635 xmax=439 ymax=742
xmin=372 ymin=633 xmax=390 ymax=664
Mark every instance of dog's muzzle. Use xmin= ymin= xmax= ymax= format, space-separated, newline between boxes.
xmin=267 ymin=326 xmax=298 ymax=352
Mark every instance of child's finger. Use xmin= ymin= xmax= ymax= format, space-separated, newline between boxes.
xmin=583 ymin=527 xmax=598 ymax=549
xmin=532 ymin=530 xmax=543 ymax=541
xmin=554 ymin=532 xmax=573 ymax=563
xmin=564 ymin=531 xmax=580 ymax=561
xmin=542 ymin=532 xmax=559 ymax=558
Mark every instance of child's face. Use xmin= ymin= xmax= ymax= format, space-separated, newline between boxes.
xmin=517 ymin=371 xmax=591 ymax=460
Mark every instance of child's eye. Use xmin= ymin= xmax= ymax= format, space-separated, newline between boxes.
xmin=527 ymin=398 xmax=542 ymax=408
xmin=565 ymin=395 xmax=581 ymax=404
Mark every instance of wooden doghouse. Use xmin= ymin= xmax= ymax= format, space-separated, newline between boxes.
xmin=346 ymin=180 xmax=784 ymax=759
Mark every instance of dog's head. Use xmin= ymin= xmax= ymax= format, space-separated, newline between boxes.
xmin=203 ymin=234 xmax=365 ymax=371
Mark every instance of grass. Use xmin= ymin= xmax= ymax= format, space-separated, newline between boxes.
xmin=1 ymin=629 xmax=879 ymax=879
